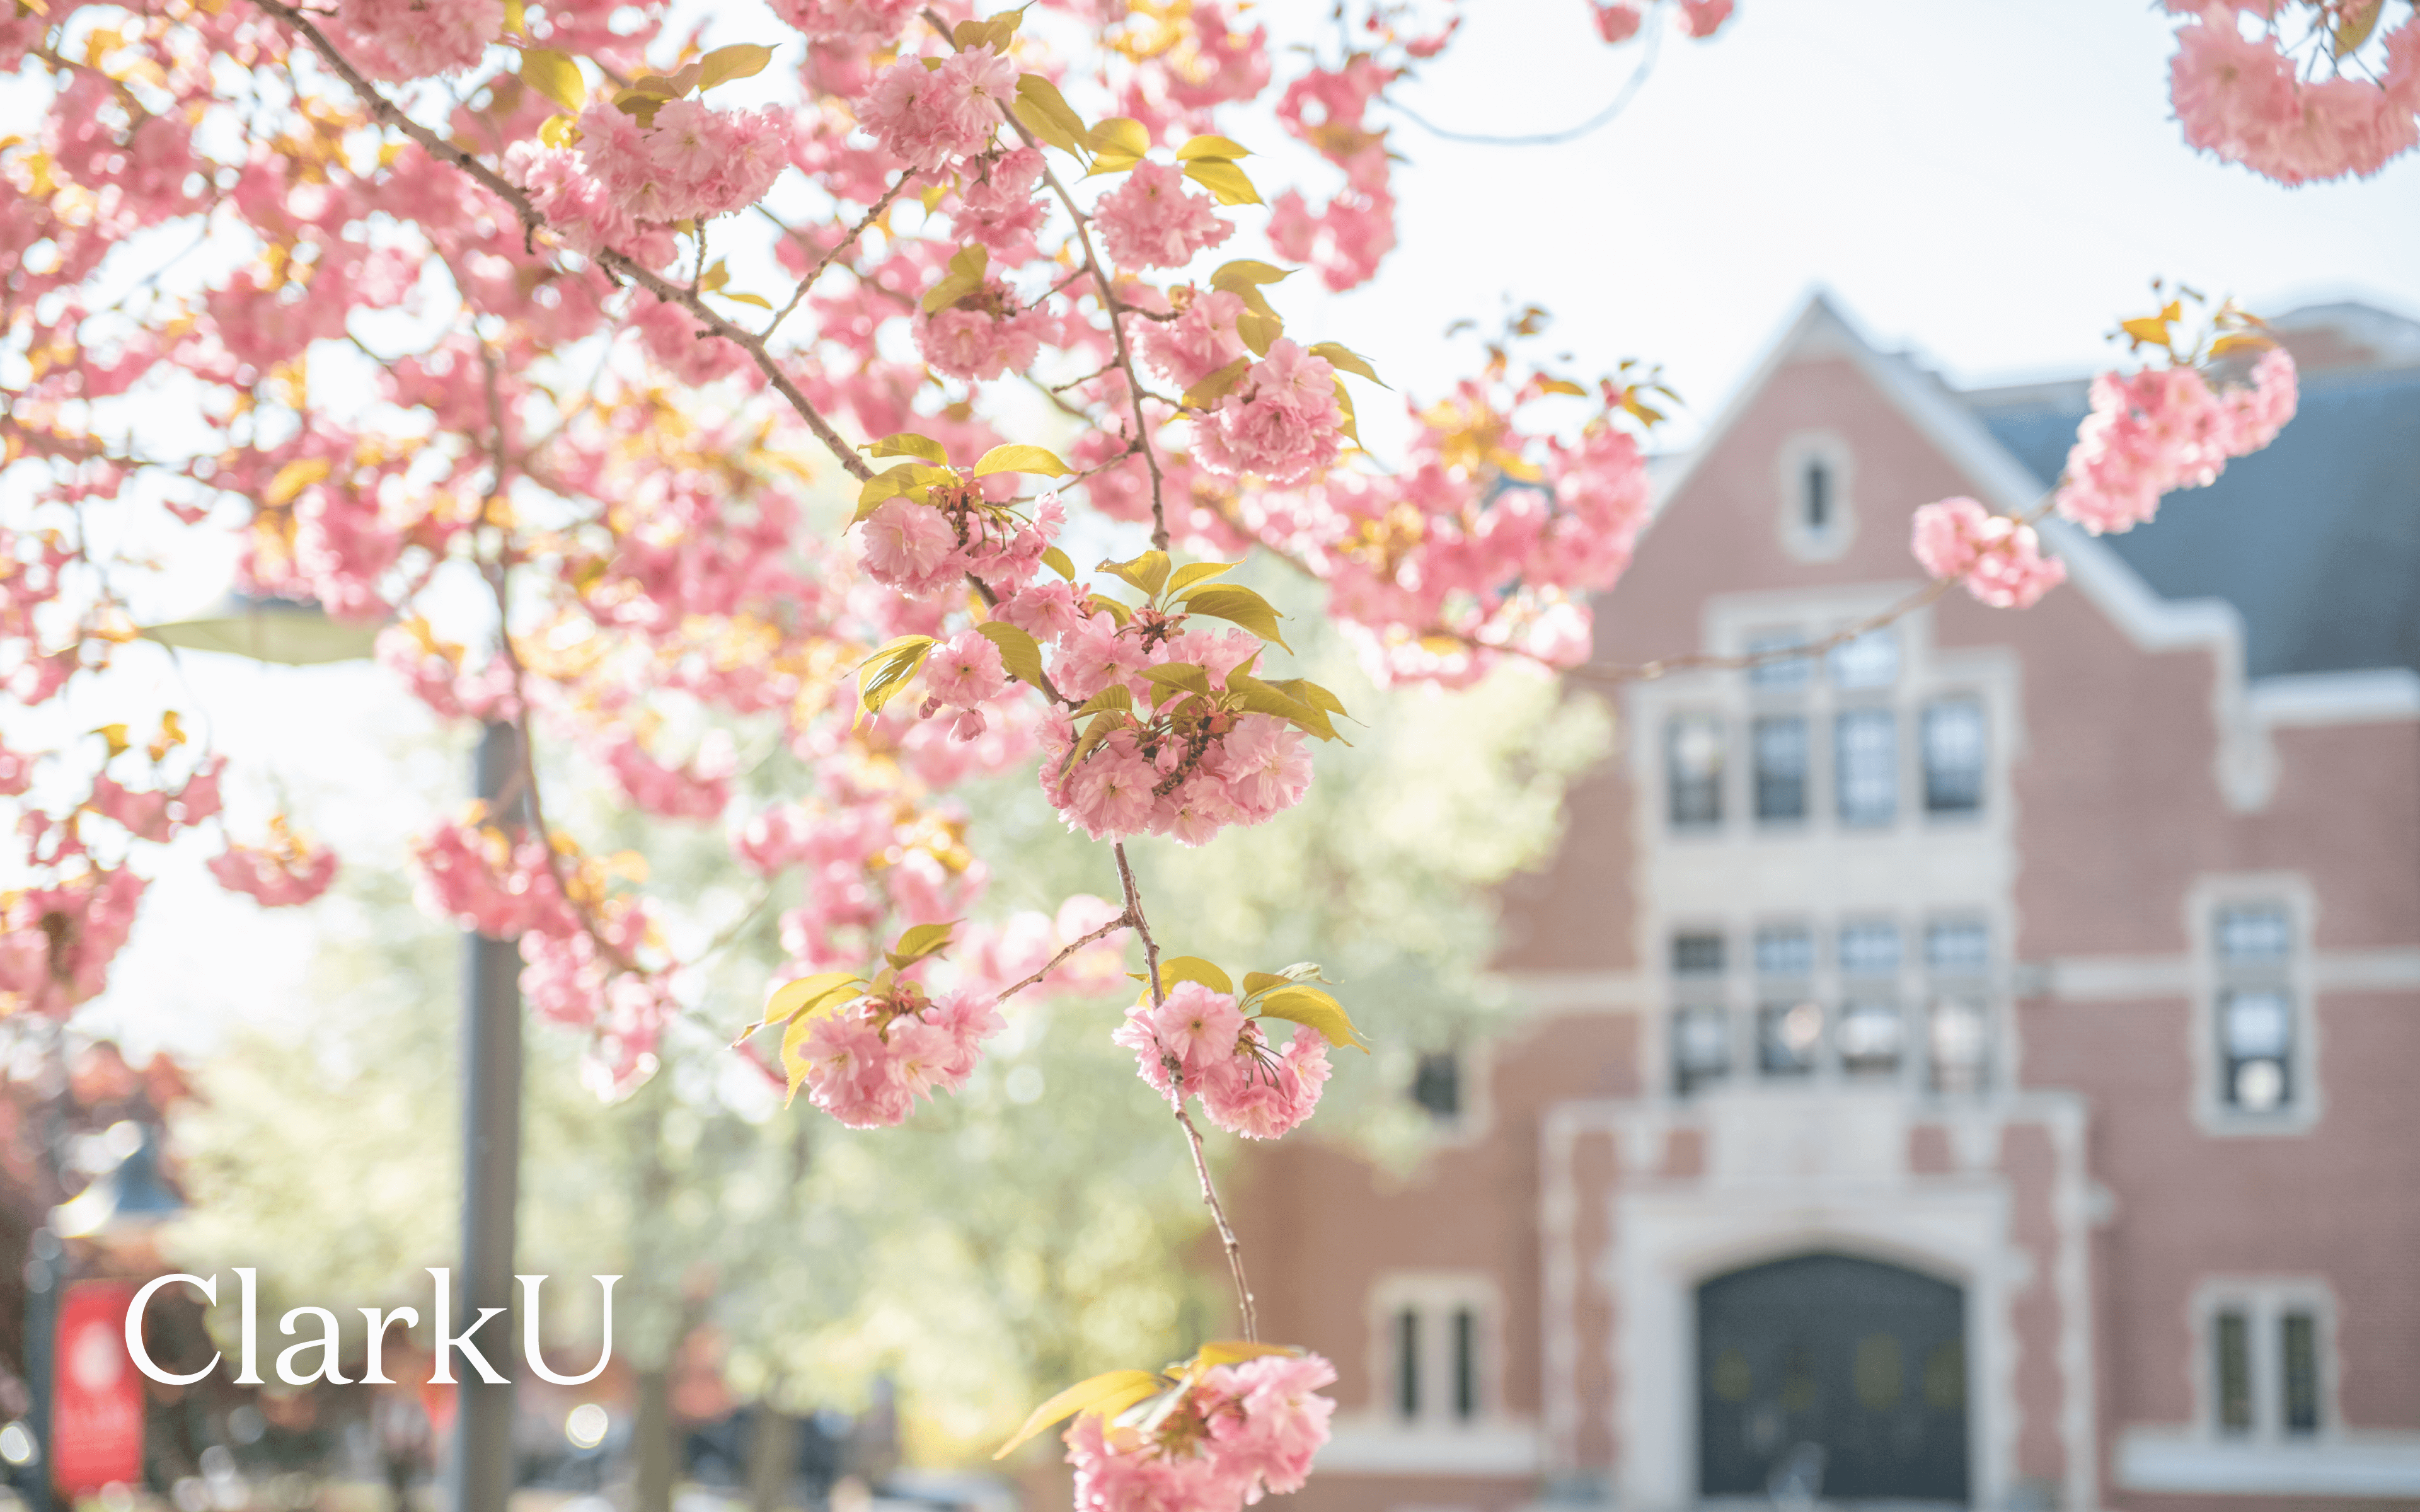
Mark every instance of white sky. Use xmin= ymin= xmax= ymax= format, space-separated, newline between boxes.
xmin=35 ymin=0 xmax=2418 ymax=1058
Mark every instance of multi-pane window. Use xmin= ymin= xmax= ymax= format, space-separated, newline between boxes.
xmin=1926 ymin=920 xmax=1991 ymax=1094
xmin=1668 ymin=717 xmax=1725 ymax=830
xmin=1754 ymin=927 xmax=1814 ymax=979
xmin=1674 ymin=931 xmax=1730 ymax=1092
xmin=1748 ymin=631 xmax=1812 ymax=689
xmin=2208 ymin=1294 xmax=2329 ymax=1439
xmin=1753 ymin=716 xmax=1810 ymax=822
xmin=1758 ymin=1000 xmax=1824 ymax=1076
xmin=1380 ymin=1283 xmax=1491 ymax=1427
xmin=1926 ymin=920 xmax=1990 ymax=975
xmin=1835 ymin=709 xmax=1898 ymax=826
xmin=2214 ymin=904 xmax=2295 ymax=1113
xmin=1838 ymin=922 xmax=1901 ymax=977
xmin=1827 ymin=627 xmax=1899 ymax=689
xmin=1922 ymin=699 xmax=1986 ymax=815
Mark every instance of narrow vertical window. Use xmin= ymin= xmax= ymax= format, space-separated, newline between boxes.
xmin=1452 ymin=1307 xmax=1479 ymax=1422
xmin=1921 ymin=699 xmax=1986 ymax=815
xmin=2215 ymin=903 xmax=2295 ymax=1113
xmin=1668 ymin=717 xmax=1726 ymax=829
xmin=1803 ymin=461 xmax=1832 ymax=534
xmin=2215 ymin=1310 xmax=2253 ymax=1435
xmin=1753 ymin=716 xmax=1809 ymax=822
xmin=1835 ymin=709 xmax=1898 ymax=826
xmin=2281 ymin=1312 xmax=2320 ymax=1435
xmin=1411 ymin=1051 xmax=1461 ymax=1121
xmin=1396 ymin=1308 xmax=1422 ymax=1421
xmin=1673 ymin=932 xmax=1729 ymax=1094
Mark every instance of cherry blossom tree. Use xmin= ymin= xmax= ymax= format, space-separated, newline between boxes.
xmin=0 ymin=0 xmax=2342 ymax=1500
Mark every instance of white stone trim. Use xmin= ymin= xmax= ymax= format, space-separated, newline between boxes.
xmin=1315 ymin=1418 xmax=1542 ymax=1475
xmin=2186 ymin=874 xmax=2322 ymax=1137
xmin=2115 ymin=1433 xmax=2420 ymax=1496
xmin=2037 ymin=948 xmax=2420 ymax=1000
xmin=2250 ymin=667 xmax=2420 ymax=724
xmin=1364 ymin=1270 xmax=1509 ymax=1432
xmin=1773 ymin=428 xmax=1858 ymax=563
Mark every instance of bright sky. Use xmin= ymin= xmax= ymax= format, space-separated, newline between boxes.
xmin=46 ymin=0 xmax=2420 ymax=1060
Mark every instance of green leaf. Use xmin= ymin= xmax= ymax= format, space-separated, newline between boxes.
xmin=1085 ymin=593 xmax=1133 ymax=627
xmin=1290 ymin=679 xmax=1350 ymax=716
xmin=1308 ymin=341 xmax=1386 ymax=388
xmin=1013 ymin=74 xmax=1088 ymax=157
xmin=954 ymin=9 xmax=1022 ymax=53
xmin=1331 ymin=378 xmax=1361 ymax=447
xmin=1098 ymin=551 xmax=1172 ymax=599
xmin=1181 ymin=158 xmax=1260 ymax=206
xmin=1166 ymin=560 xmax=1239 ymax=595
xmin=1086 ymin=117 xmax=1151 ymax=159
xmin=1269 ymin=678 xmax=1345 ymax=742
xmin=519 ymin=48 xmax=585 ymax=114
xmin=1041 ymin=545 xmax=1077 ymax=581
xmin=972 ymin=444 xmax=1072 ymax=478
xmin=851 ymin=465 xmax=946 ymax=522
xmin=1240 ymin=971 xmax=1288 ymax=999
xmin=697 ymin=42 xmax=775 ymax=91
xmin=887 ymin=919 xmax=959 ymax=968
xmin=1235 ymin=311 xmax=1281 ymax=358
xmin=1209 ymin=260 xmax=1291 ymax=292
xmin=780 ymin=1011 xmax=821 ymax=1100
xmin=1192 ymin=1340 xmax=1293 ymax=1367
xmin=1175 ymin=134 xmax=1252 ymax=162
xmin=864 ymin=433 xmax=951 ymax=466
xmin=1253 ymin=983 xmax=1368 ymax=1051
xmin=993 ymin=1370 xmax=1165 ymax=1460
xmin=1180 ymin=357 xmax=1252 ymax=411
xmin=752 ymin=971 xmax=863 ymax=1036
xmin=1174 ymin=583 xmax=1287 ymax=650
xmin=854 ymin=634 xmax=936 ymax=725
xmin=1140 ymin=662 xmax=1213 ymax=696
xmin=714 ymin=290 xmax=774 ymax=309
xmin=921 ymin=244 xmax=991 ymax=312
xmin=1143 ymin=956 xmax=1233 ymax=998
xmin=1228 ymin=674 xmax=1338 ymax=742
xmin=976 ymin=621 xmax=1048 ymax=690
xmin=1074 ymin=685 xmax=1134 ymax=716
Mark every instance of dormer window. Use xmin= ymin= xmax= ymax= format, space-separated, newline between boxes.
xmin=1803 ymin=459 xmax=1833 ymax=534
xmin=1775 ymin=432 xmax=1855 ymax=561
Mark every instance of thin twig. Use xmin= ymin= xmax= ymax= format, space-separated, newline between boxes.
xmin=1115 ymin=840 xmax=1258 ymax=1341
xmin=764 ymin=175 xmax=913 ymax=342
xmin=1382 ymin=1 xmax=1666 ymax=147
xmin=992 ymin=910 xmax=1134 ymax=1005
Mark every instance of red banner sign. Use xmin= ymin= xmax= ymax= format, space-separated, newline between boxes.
xmin=54 ymin=1280 xmax=144 ymax=1495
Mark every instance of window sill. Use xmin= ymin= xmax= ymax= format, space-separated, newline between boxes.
xmin=2118 ymin=1431 xmax=2420 ymax=1496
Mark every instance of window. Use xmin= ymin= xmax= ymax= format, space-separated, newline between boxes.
xmin=1836 ymin=1001 xmax=1903 ymax=1075
xmin=1921 ymin=699 xmax=1986 ymax=815
xmin=1925 ymin=920 xmax=1990 ymax=975
xmin=1754 ymin=927 xmax=1814 ymax=979
xmin=2203 ymin=1289 xmax=2332 ymax=1440
xmin=1758 ymin=999 xmax=1823 ymax=1075
xmin=1835 ymin=709 xmax=1898 ymax=825
xmin=1668 ymin=717 xmax=1725 ymax=829
xmin=2213 ymin=903 xmax=2296 ymax=1113
xmin=1803 ymin=459 xmax=1834 ymax=535
xmin=1748 ymin=631 xmax=1812 ymax=689
xmin=1673 ymin=932 xmax=1727 ymax=977
xmin=1928 ymin=999 xmax=1990 ymax=1094
xmin=1827 ymin=628 xmax=1899 ymax=689
xmin=1375 ymin=1277 xmax=1494 ymax=1428
xmin=1838 ymin=921 xmax=1902 ymax=978
xmin=1673 ymin=1007 xmax=1730 ymax=1092
xmin=1753 ymin=716 xmax=1809 ymax=822
xmin=1410 ymin=1051 xmax=1460 ymax=1120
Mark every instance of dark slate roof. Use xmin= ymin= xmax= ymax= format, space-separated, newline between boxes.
xmin=1964 ymin=358 xmax=2420 ymax=681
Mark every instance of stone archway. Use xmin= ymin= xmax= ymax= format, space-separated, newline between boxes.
xmin=1697 ymin=1252 xmax=1969 ymax=1503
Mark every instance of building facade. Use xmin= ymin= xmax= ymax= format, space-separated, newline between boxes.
xmin=1235 ymin=297 xmax=2420 ymax=1511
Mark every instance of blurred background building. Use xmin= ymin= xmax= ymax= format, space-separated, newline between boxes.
xmin=1235 ymin=299 xmax=2420 ymax=1512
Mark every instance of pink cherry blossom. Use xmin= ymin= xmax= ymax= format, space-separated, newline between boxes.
xmin=860 ymin=498 xmax=961 ymax=590
xmin=1094 ymin=162 xmax=1235 ymax=270
xmin=1910 ymin=497 xmax=2068 ymax=610
xmin=859 ymin=48 xmax=1016 ymax=172
xmin=925 ymin=628 xmax=1010 ymax=707
xmin=209 ymin=831 xmax=341 ymax=907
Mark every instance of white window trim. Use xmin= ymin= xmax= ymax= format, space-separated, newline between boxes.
xmin=2186 ymin=874 xmax=2322 ymax=1136
xmin=1366 ymin=1271 xmax=1504 ymax=1430
xmin=1774 ymin=429 xmax=1858 ymax=563
xmin=1413 ymin=1039 xmax=1496 ymax=1149
xmin=2187 ymin=1278 xmax=2339 ymax=1443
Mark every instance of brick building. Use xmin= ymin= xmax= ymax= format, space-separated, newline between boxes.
xmin=1235 ymin=295 xmax=2420 ymax=1511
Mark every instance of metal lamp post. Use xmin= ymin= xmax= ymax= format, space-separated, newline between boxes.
xmin=142 ymin=598 xmax=523 ymax=1512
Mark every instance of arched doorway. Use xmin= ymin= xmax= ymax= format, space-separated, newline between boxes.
xmin=1697 ymin=1252 xmax=1969 ymax=1503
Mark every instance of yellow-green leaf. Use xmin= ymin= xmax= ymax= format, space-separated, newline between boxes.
xmin=697 ymin=42 xmax=774 ymax=91
xmin=993 ymin=1370 xmax=1164 ymax=1460
xmin=1235 ymin=311 xmax=1281 ymax=358
xmin=1013 ymin=74 xmax=1088 ymax=156
xmin=1075 ymin=685 xmax=1134 ymax=716
xmin=1174 ymin=583 xmax=1286 ymax=650
xmin=1332 ymin=379 xmax=1362 ymax=447
xmin=887 ymin=919 xmax=959 ymax=967
xmin=539 ymin=112 xmax=580 ymax=148
xmin=1098 ymin=550 xmax=1172 ymax=598
xmin=1140 ymin=662 xmax=1212 ymax=696
xmin=1538 ymin=377 xmax=1587 ymax=398
xmin=976 ymin=620 xmax=1048 ymax=690
xmin=2335 ymin=0 xmax=2385 ymax=55
xmin=1086 ymin=117 xmax=1150 ymax=159
xmin=1138 ymin=955 xmax=1232 ymax=999
xmin=1253 ymin=983 xmax=1368 ymax=1051
xmin=1193 ymin=1340 xmax=1294 ymax=1367
xmin=1308 ymin=341 xmax=1386 ymax=387
xmin=865 ymin=432 xmax=951 ymax=466
xmin=1181 ymin=357 xmax=1251 ymax=410
xmin=1175 ymin=134 xmax=1252 ymax=162
xmin=1180 ymin=158 xmax=1259 ymax=205
xmin=520 ymin=48 xmax=586 ymax=114
xmin=1167 ymin=560 xmax=1238 ymax=595
xmin=504 ymin=0 xmax=526 ymax=34
xmin=1209 ymin=260 xmax=1291 ymax=292
xmin=972 ymin=444 xmax=1071 ymax=478
xmin=1268 ymin=677 xmax=1345 ymax=742
xmin=851 ymin=464 xmax=947 ymax=522
xmin=855 ymin=634 xmax=936 ymax=724
xmin=263 ymin=457 xmax=330 ymax=508
xmin=1241 ymin=971 xmax=1288 ymax=999
xmin=1041 ymin=545 xmax=1077 ymax=581
xmin=756 ymin=972 xmax=863 ymax=1036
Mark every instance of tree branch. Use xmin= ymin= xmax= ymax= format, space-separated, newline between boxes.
xmin=991 ymin=910 xmax=1134 ymax=1006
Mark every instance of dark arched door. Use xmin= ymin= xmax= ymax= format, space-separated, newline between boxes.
xmin=1697 ymin=1252 xmax=1969 ymax=1503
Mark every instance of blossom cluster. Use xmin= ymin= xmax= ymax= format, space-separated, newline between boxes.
xmin=790 ymin=979 xmax=1005 ymax=1127
xmin=860 ymin=46 xmax=1017 ymax=173
xmin=1064 ymin=1353 xmax=1337 ymax=1512
xmin=1910 ymin=498 xmax=2068 ymax=610
xmin=1112 ymin=981 xmax=1332 ymax=1140
xmin=2169 ymin=6 xmax=2420 ymax=186
xmin=208 ymin=821 xmax=343 ymax=908
xmin=2056 ymin=347 xmax=2298 ymax=535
